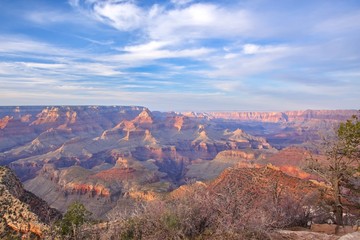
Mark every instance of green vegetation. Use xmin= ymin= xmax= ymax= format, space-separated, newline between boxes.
xmin=57 ymin=202 xmax=92 ymax=239
xmin=307 ymin=113 xmax=360 ymax=225
xmin=338 ymin=114 xmax=360 ymax=160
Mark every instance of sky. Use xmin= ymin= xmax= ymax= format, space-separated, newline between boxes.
xmin=0 ymin=0 xmax=359 ymax=112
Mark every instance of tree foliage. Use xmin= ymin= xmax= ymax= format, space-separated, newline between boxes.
xmin=306 ymin=113 xmax=360 ymax=225
xmin=58 ymin=202 xmax=92 ymax=239
xmin=338 ymin=114 xmax=360 ymax=161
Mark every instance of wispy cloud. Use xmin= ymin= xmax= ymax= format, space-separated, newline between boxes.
xmin=314 ymin=10 xmax=360 ymax=34
xmin=171 ymin=0 xmax=194 ymax=6
xmin=26 ymin=11 xmax=74 ymax=25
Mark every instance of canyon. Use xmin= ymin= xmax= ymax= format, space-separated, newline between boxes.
xmin=0 ymin=106 xmax=358 ymax=220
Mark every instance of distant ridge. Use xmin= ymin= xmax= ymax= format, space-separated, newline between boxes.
xmin=205 ymin=109 xmax=358 ymax=123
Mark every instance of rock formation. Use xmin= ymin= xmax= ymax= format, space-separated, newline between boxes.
xmin=0 ymin=166 xmax=61 ymax=238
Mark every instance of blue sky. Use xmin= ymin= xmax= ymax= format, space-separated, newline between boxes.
xmin=0 ymin=0 xmax=359 ymax=111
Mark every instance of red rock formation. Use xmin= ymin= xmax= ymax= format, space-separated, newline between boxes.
xmin=165 ymin=115 xmax=195 ymax=131
xmin=0 ymin=116 xmax=12 ymax=129
xmin=264 ymin=147 xmax=311 ymax=179
xmin=30 ymin=107 xmax=60 ymax=125
xmin=65 ymin=182 xmax=111 ymax=197
xmin=143 ymin=129 xmax=158 ymax=145
xmin=133 ymin=108 xmax=154 ymax=128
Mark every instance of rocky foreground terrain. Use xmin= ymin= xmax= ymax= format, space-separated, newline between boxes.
xmin=0 ymin=106 xmax=358 ymax=220
xmin=0 ymin=166 xmax=60 ymax=238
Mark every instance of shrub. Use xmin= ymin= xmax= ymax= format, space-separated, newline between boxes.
xmin=57 ymin=202 xmax=92 ymax=239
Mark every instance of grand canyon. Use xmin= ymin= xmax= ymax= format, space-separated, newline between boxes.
xmin=2 ymin=0 xmax=360 ymax=239
xmin=0 ymin=106 xmax=359 ymax=239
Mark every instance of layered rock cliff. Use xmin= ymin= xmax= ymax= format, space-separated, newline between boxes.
xmin=0 ymin=166 xmax=61 ymax=238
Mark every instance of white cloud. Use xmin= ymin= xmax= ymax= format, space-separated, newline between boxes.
xmin=0 ymin=36 xmax=126 ymax=85
xmin=0 ymin=36 xmax=69 ymax=56
xmin=243 ymin=44 xmax=289 ymax=55
xmin=72 ymin=63 xmax=123 ymax=76
xmin=94 ymin=1 xmax=144 ymax=31
xmin=0 ymin=35 xmax=209 ymax=84
xmin=21 ymin=62 xmax=66 ymax=69
xmin=122 ymin=41 xmax=171 ymax=52
xmin=106 ymin=47 xmax=212 ymax=63
xmin=243 ymin=44 xmax=261 ymax=55
xmin=71 ymin=0 xmax=145 ymax=31
xmin=148 ymin=3 xmax=253 ymax=40
xmin=70 ymin=1 xmax=253 ymax=40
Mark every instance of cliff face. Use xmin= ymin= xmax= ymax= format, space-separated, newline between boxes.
xmin=0 ymin=166 xmax=61 ymax=238
xmin=24 ymin=157 xmax=168 ymax=218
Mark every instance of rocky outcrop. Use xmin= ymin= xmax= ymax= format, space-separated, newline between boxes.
xmin=133 ymin=109 xmax=154 ymax=128
xmin=0 ymin=166 xmax=61 ymax=238
xmin=215 ymin=150 xmax=255 ymax=160
xmin=0 ymin=116 xmax=13 ymax=129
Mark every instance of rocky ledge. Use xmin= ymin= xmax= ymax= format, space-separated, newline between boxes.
xmin=0 ymin=166 xmax=61 ymax=238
